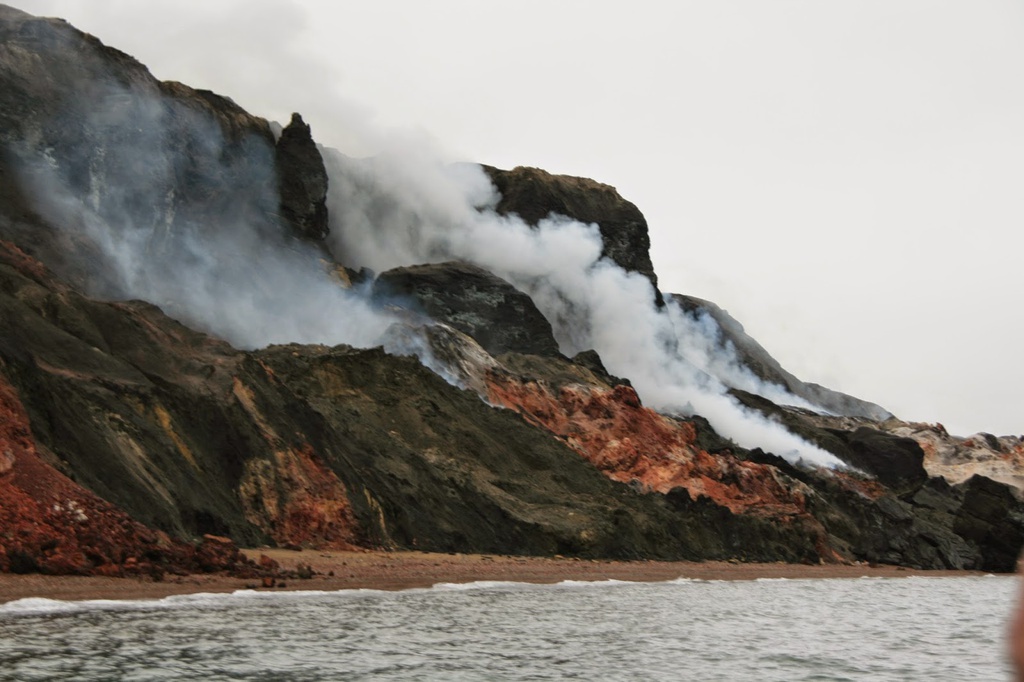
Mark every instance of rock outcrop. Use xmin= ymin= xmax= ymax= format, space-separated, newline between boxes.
xmin=728 ymin=389 xmax=1024 ymax=570
xmin=832 ymin=427 xmax=928 ymax=491
xmin=954 ymin=475 xmax=1024 ymax=571
xmin=482 ymin=165 xmax=663 ymax=305
xmin=374 ymin=261 xmax=563 ymax=358
xmin=481 ymin=352 xmax=1021 ymax=570
xmin=275 ymin=112 xmax=329 ymax=241
xmin=891 ymin=422 xmax=1024 ymax=491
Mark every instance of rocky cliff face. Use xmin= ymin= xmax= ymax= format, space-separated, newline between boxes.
xmin=0 ymin=238 xmax=820 ymax=563
xmin=0 ymin=311 xmax=253 ymax=578
xmin=1 ymin=5 xmax=1022 ymax=577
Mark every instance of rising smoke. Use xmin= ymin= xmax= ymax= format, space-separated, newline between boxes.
xmin=324 ymin=143 xmax=844 ymax=467
xmin=9 ymin=33 xmax=841 ymax=468
xmin=12 ymin=76 xmax=399 ymax=352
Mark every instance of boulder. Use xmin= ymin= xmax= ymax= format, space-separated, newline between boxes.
xmin=374 ymin=261 xmax=563 ymax=358
xmin=194 ymin=534 xmax=243 ymax=573
xmin=837 ymin=427 xmax=928 ymax=492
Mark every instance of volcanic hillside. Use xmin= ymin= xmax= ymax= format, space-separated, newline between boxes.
xmin=1 ymin=4 xmax=1022 ymax=577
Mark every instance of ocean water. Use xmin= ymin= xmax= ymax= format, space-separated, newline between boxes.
xmin=0 ymin=575 xmax=1016 ymax=681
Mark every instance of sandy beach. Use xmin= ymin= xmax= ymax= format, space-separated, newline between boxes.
xmin=0 ymin=550 xmax=994 ymax=605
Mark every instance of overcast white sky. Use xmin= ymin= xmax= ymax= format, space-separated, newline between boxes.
xmin=14 ymin=0 xmax=1024 ymax=436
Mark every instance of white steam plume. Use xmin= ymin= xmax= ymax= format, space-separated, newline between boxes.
xmin=664 ymin=303 xmax=825 ymax=411
xmin=324 ymin=142 xmax=843 ymax=468
xmin=10 ymin=51 xmax=838 ymax=466
xmin=13 ymin=84 xmax=400 ymax=353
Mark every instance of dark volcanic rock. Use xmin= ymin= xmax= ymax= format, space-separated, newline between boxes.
xmin=0 ymin=237 xmax=875 ymax=567
xmin=815 ymin=480 xmax=980 ymax=570
xmin=482 ymin=165 xmax=662 ymax=305
xmin=664 ymin=487 xmax=820 ymax=564
xmin=275 ymin=112 xmax=329 ymax=241
xmin=954 ymin=475 xmax=1024 ymax=572
xmin=741 ymin=450 xmax=979 ymax=569
xmin=571 ymin=349 xmax=631 ymax=388
xmin=0 ymin=241 xmax=276 ymax=545
xmin=483 ymin=359 xmax=994 ymax=570
xmin=729 ymin=389 xmax=854 ymax=461
xmin=375 ymin=261 xmax=563 ymax=358
xmin=257 ymin=344 xmax=694 ymax=560
xmin=834 ymin=426 xmax=928 ymax=492
xmin=729 ymin=389 xmax=925 ymax=490
xmin=731 ymin=389 xmax=1024 ymax=569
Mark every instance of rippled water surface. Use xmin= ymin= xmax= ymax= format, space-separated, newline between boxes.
xmin=0 ymin=575 xmax=1016 ymax=681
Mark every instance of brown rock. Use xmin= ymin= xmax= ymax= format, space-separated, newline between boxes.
xmin=258 ymin=554 xmax=280 ymax=572
xmin=194 ymin=535 xmax=242 ymax=573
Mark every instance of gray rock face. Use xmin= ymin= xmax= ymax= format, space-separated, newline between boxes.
xmin=481 ymin=165 xmax=662 ymax=305
xmin=374 ymin=261 xmax=563 ymax=358
xmin=275 ymin=113 xmax=329 ymax=241
xmin=673 ymin=294 xmax=892 ymax=420
xmin=0 ymin=8 xmax=330 ymax=299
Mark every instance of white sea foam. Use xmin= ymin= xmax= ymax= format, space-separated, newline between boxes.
xmin=430 ymin=580 xmax=540 ymax=592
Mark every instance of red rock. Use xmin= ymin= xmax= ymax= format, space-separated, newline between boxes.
xmin=0 ymin=369 xmax=209 ymax=577
xmin=258 ymin=554 xmax=280 ymax=572
xmin=92 ymin=563 xmax=123 ymax=577
xmin=194 ymin=535 xmax=242 ymax=572
xmin=486 ymin=372 xmax=814 ymax=519
xmin=238 ymin=441 xmax=361 ymax=550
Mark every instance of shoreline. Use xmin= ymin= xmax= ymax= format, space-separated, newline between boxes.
xmin=0 ymin=549 xmax=1002 ymax=606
